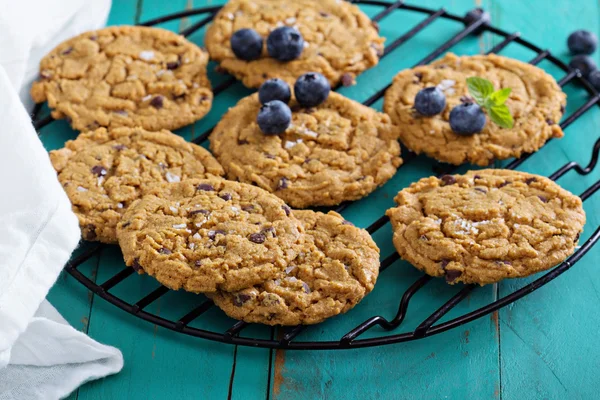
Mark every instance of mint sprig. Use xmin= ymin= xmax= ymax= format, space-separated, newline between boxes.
xmin=466 ymin=77 xmax=514 ymax=129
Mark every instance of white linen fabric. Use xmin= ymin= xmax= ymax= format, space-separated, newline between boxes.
xmin=0 ymin=0 xmax=123 ymax=399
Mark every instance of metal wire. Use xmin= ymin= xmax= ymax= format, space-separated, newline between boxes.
xmin=41 ymin=1 xmax=600 ymax=349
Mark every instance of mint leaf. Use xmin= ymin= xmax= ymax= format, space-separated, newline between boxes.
xmin=488 ymin=104 xmax=514 ymax=129
xmin=487 ymin=87 xmax=512 ymax=106
xmin=466 ymin=77 xmax=494 ymax=105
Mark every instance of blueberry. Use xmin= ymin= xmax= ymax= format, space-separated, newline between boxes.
xmin=267 ymin=27 xmax=304 ymax=61
xmin=588 ymin=70 xmax=600 ymax=90
xmin=257 ymin=100 xmax=292 ymax=135
xmin=414 ymin=87 xmax=446 ymax=116
xmin=258 ymin=78 xmax=291 ymax=104
xmin=463 ymin=8 xmax=490 ymax=35
xmin=230 ymin=28 xmax=263 ymax=61
xmin=449 ymin=103 xmax=486 ymax=135
xmin=294 ymin=72 xmax=330 ymax=107
xmin=568 ymin=30 xmax=598 ymax=55
xmin=569 ymin=55 xmax=597 ymax=78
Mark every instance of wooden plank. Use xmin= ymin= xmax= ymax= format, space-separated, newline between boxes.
xmin=268 ymin=1 xmax=503 ymax=399
xmin=484 ymin=0 xmax=600 ymax=398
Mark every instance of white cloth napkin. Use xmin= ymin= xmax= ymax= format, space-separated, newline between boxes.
xmin=0 ymin=0 xmax=123 ymax=399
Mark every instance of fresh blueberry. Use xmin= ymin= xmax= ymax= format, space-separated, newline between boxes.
xmin=588 ymin=70 xmax=600 ymax=90
xmin=569 ymin=55 xmax=597 ymax=78
xmin=449 ymin=103 xmax=486 ymax=135
xmin=463 ymin=8 xmax=490 ymax=35
xmin=257 ymin=100 xmax=292 ymax=135
xmin=258 ymin=78 xmax=291 ymax=104
xmin=230 ymin=28 xmax=263 ymax=61
xmin=414 ymin=87 xmax=446 ymax=116
xmin=294 ymin=72 xmax=330 ymax=107
xmin=568 ymin=30 xmax=598 ymax=55
xmin=267 ymin=27 xmax=304 ymax=61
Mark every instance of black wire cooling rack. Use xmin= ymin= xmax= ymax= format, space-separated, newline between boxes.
xmin=34 ymin=1 xmax=600 ymax=350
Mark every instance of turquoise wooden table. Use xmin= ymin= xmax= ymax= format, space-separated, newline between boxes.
xmin=42 ymin=0 xmax=600 ymax=399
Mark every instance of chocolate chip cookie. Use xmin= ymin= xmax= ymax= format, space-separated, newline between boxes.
xmin=50 ymin=127 xmax=224 ymax=243
xmin=31 ymin=26 xmax=213 ymax=132
xmin=204 ymin=0 xmax=384 ymax=88
xmin=209 ymin=210 xmax=380 ymax=325
xmin=385 ymin=169 xmax=585 ymax=285
xmin=383 ymin=53 xmax=567 ymax=166
xmin=209 ymin=92 xmax=402 ymax=208
xmin=116 ymin=178 xmax=304 ymax=293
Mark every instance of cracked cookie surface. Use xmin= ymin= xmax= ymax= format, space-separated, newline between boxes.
xmin=50 ymin=127 xmax=224 ymax=243
xmin=385 ymin=169 xmax=585 ymax=285
xmin=209 ymin=210 xmax=380 ymax=325
xmin=210 ymin=92 xmax=402 ymax=208
xmin=116 ymin=178 xmax=304 ymax=293
xmin=205 ymin=0 xmax=384 ymax=88
xmin=31 ymin=26 xmax=213 ymax=132
xmin=383 ymin=53 xmax=566 ymax=166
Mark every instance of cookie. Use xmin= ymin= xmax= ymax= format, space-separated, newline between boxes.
xmin=31 ymin=26 xmax=213 ymax=132
xmin=210 ymin=92 xmax=402 ymax=208
xmin=116 ymin=178 xmax=304 ymax=293
xmin=204 ymin=0 xmax=384 ymax=88
xmin=209 ymin=210 xmax=379 ymax=325
xmin=383 ymin=53 xmax=567 ymax=166
xmin=385 ymin=169 xmax=585 ymax=285
xmin=50 ymin=127 xmax=224 ymax=243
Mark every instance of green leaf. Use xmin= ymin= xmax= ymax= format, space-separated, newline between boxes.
xmin=487 ymin=87 xmax=512 ymax=106
xmin=466 ymin=77 xmax=494 ymax=106
xmin=488 ymin=104 xmax=514 ymax=129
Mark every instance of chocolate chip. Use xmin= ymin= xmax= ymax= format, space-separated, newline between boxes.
xmin=342 ymin=220 xmax=355 ymax=226
xmin=341 ymin=73 xmax=354 ymax=87
xmin=219 ymin=193 xmax=232 ymax=201
xmin=91 ymin=165 xmax=107 ymax=176
xmin=496 ymin=260 xmax=512 ymax=266
xmin=83 ymin=224 xmax=97 ymax=241
xmin=89 ymin=35 xmax=98 ymax=41
xmin=113 ymin=144 xmax=127 ymax=150
xmin=199 ymin=95 xmax=209 ymax=103
xmin=265 ymin=153 xmax=275 ymax=159
xmin=61 ymin=47 xmax=73 ymax=55
xmin=282 ymin=205 xmax=291 ymax=216
xmin=197 ymin=183 xmax=215 ymax=191
xmin=574 ymin=232 xmax=581 ymax=242
xmin=560 ymin=104 xmax=566 ymax=114
xmin=440 ymin=175 xmax=456 ymax=186
xmin=249 ymin=232 xmax=266 ymax=244
xmin=238 ymin=139 xmax=249 ymax=145
xmin=414 ymin=72 xmax=423 ymax=81
xmin=158 ymin=247 xmax=172 ymax=255
xmin=242 ymin=204 xmax=254 ymax=212
xmin=445 ymin=269 xmax=462 ymax=283
xmin=150 ymin=95 xmax=164 ymax=109
xmin=474 ymin=187 xmax=487 ymax=193
xmin=499 ymin=181 xmax=511 ymax=188
xmin=262 ymin=73 xmax=268 ymax=79
xmin=132 ymin=258 xmax=143 ymax=272
xmin=189 ymin=209 xmax=210 ymax=216
xmin=194 ymin=260 xmax=202 ymax=267
xmin=87 ymin=121 xmax=100 ymax=130
xmin=166 ymin=58 xmax=181 ymax=70
xmin=546 ymin=118 xmax=555 ymax=125
xmin=234 ymin=293 xmax=252 ymax=306
xmin=319 ymin=11 xmax=330 ymax=17
xmin=277 ymin=177 xmax=289 ymax=190
xmin=208 ymin=230 xmax=226 ymax=240
xmin=304 ymin=158 xmax=312 ymax=164
xmin=537 ymin=195 xmax=548 ymax=203
xmin=525 ymin=177 xmax=537 ymax=184
xmin=371 ymin=20 xmax=380 ymax=32
xmin=261 ymin=226 xmax=276 ymax=237
xmin=460 ymin=95 xmax=475 ymax=104
xmin=122 ymin=222 xmax=131 ymax=228
xmin=473 ymin=174 xmax=481 ymax=180
xmin=440 ymin=259 xmax=449 ymax=269
xmin=420 ymin=235 xmax=428 ymax=241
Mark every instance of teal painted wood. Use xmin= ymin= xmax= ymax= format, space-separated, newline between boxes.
xmin=41 ymin=1 xmax=600 ymax=399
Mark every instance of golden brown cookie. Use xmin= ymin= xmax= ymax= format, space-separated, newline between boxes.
xmin=385 ymin=169 xmax=585 ymax=285
xmin=209 ymin=210 xmax=380 ymax=325
xmin=31 ymin=26 xmax=213 ymax=132
xmin=116 ymin=178 xmax=304 ymax=293
xmin=204 ymin=0 xmax=384 ymax=88
xmin=50 ymin=127 xmax=224 ymax=243
xmin=209 ymin=92 xmax=402 ymax=208
xmin=383 ymin=53 xmax=566 ymax=166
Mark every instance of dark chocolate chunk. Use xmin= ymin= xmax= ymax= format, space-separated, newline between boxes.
xmin=234 ymin=293 xmax=252 ymax=306
xmin=525 ymin=177 xmax=537 ymax=184
xmin=282 ymin=205 xmax=291 ymax=216
xmin=61 ymin=47 xmax=73 ymax=55
xmin=277 ymin=177 xmax=289 ymax=190
xmin=537 ymin=195 xmax=548 ymax=203
xmin=440 ymin=175 xmax=456 ymax=186
xmin=499 ymin=181 xmax=511 ymax=188
xmin=83 ymin=224 xmax=97 ymax=241
xmin=132 ymin=258 xmax=143 ymax=272
xmin=166 ymin=57 xmax=181 ymax=70
xmin=208 ymin=230 xmax=226 ymax=240
xmin=474 ymin=187 xmax=487 ymax=193
xmin=91 ymin=165 xmax=107 ymax=176
xmin=242 ymin=204 xmax=254 ymax=212
xmin=158 ymin=247 xmax=172 ymax=255
xmin=150 ymin=95 xmax=164 ymax=109
xmin=342 ymin=220 xmax=355 ymax=226
xmin=445 ymin=269 xmax=462 ymax=283
xmin=197 ymin=183 xmax=215 ymax=191
xmin=219 ymin=193 xmax=232 ymax=201
xmin=546 ymin=118 xmax=555 ymax=125
xmin=341 ymin=73 xmax=354 ymax=87
xmin=249 ymin=232 xmax=266 ymax=244
xmin=189 ymin=209 xmax=210 ymax=216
